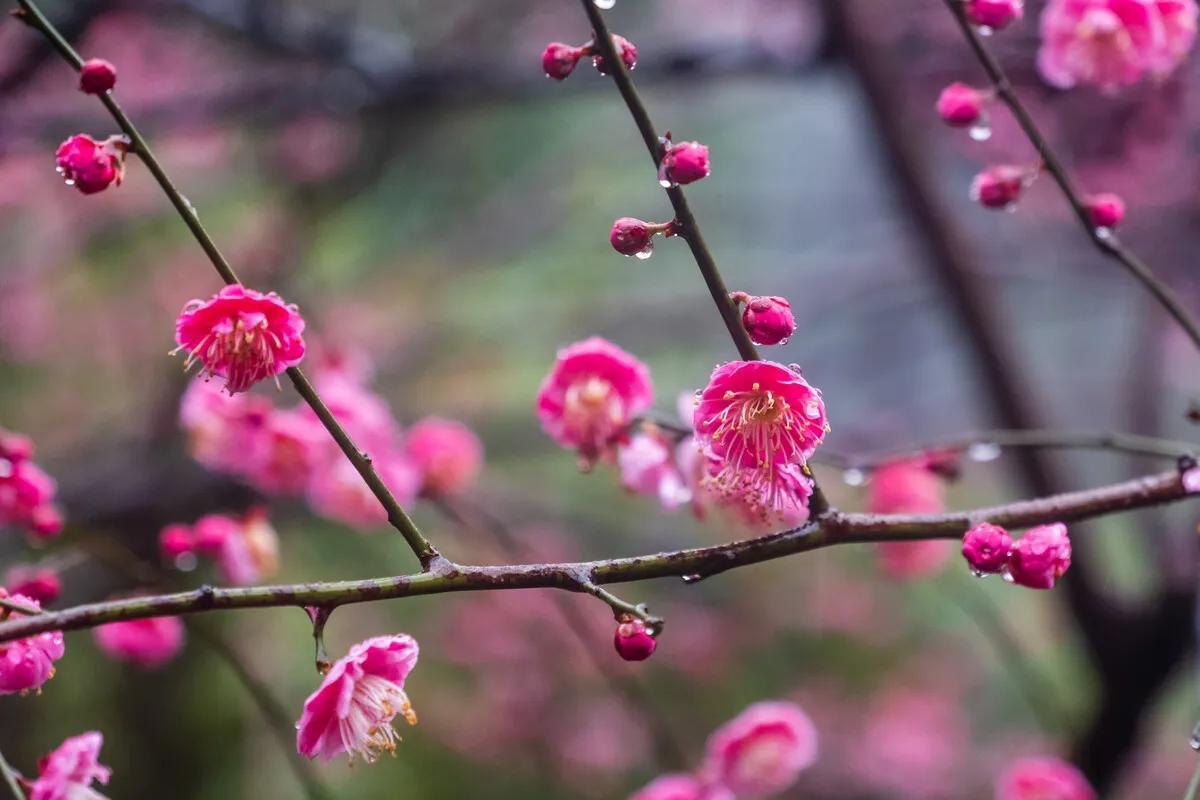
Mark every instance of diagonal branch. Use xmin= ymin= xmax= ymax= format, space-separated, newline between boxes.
xmin=578 ymin=0 xmax=831 ymax=514
xmin=940 ymin=0 xmax=1200 ymax=355
xmin=0 ymin=467 xmax=1192 ymax=644
xmin=12 ymin=0 xmax=441 ymax=571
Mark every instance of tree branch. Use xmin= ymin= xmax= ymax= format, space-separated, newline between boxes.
xmin=12 ymin=0 xmax=441 ymax=571
xmin=0 ymin=468 xmax=1192 ymax=644
xmin=940 ymin=0 xmax=1200 ymax=356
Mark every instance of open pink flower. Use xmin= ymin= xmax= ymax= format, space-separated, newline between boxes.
xmin=0 ymin=591 xmax=65 ymax=695
xmin=179 ymin=378 xmax=272 ymax=474
xmin=28 ymin=732 xmax=111 ymax=800
xmin=246 ymin=407 xmax=325 ymax=495
xmin=307 ymin=453 xmax=420 ymax=528
xmin=702 ymin=701 xmax=818 ymax=798
xmin=618 ymin=432 xmax=692 ymax=510
xmin=405 ymin=417 xmax=484 ymax=496
xmin=217 ymin=509 xmax=279 ymax=585
xmin=173 ymin=284 xmax=306 ymax=394
xmin=536 ymin=337 xmax=653 ymax=466
xmin=694 ymin=361 xmax=826 ymax=502
xmin=0 ymin=458 xmax=62 ymax=538
xmin=3 ymin=565 xmax=61 ymax=605
xmin=296 ymin=633 xmax=420 ymax=763
xmin=996 ymin=756 xmax=1095 ymax=800
xmin=1038 ymin=0 xmax=1196 ymax=90
xmin=93 ymin=615 xmax=185 ymax=669
xmin=55 ymin=134 xmax=126 ymax=195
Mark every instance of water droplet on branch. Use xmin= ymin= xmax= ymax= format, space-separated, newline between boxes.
xmin=967 ymin=442 xmax=1002 ymax=462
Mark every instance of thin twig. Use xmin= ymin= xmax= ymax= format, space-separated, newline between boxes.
xmin=0 ymin=468 xmax=1192 ymax=644
xmin=0 ymin=746 xmax=23 ymax=800
xmin=819 ymin=428 xmax=1196 ymax=471
xmin=13 ymin=0 xmax=440 ymax=571
xmin=940 ymin=0 xmax=1200 ymax=355
xmin=577 ymin=0 xmax=831 ymax=515
xmin=1185 ymin=749 xmax=1200 ymax=800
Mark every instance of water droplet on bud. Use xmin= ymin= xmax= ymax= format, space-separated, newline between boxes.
xmin=594 ymin=0 xmax=615 ymax=7
xmin=970 ymin=568 xmax=988 ymax=578
xmin=967 ymin=442 xmax=1002 ymax=462
xmin=1189 ymin=722 xmax=1200 ymax=750
xmin=1095 ymin=226 xmax=1114 ymax=242
xmin=842 ymin=468 xmax=866 ymax=487
xmin=969 ymin=121 xmax=993 ymax=141
xmin=978 ymin=24 xmax=994 ymax=36
xmin=659 ymin=177 xmax=675 ymax=189
xmin=634 ymin=246 xmax=653 ymax=261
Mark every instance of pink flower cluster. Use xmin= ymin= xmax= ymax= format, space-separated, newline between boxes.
xmin=0 ymin=590 xmax=65 ymax=695
xmin=296 ymin=633 xmax=420 ymax=763
xmin=1038 ymin=0 xmax=1197 ymax=90
xmin=631 ymin=701 xmax=817 ymax=800
xmin=179 ymin=361 xmax=484 ymax=529
xmin=542 ymin=34 xmax=638 ymax=80
xmin=0 ymin=428 xmax=63 ymax=540
xmin=961 ymin=521 xmax=1073 ymax=588
xmin=158 ymin=509 xmax=279 ymax=585
xmin=94 ymin=614 xmax=186 ymax=669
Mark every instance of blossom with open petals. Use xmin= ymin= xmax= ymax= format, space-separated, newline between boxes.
xmin=28 ymin=732 xmax=111 ymax=800
xmin=702 ymin=701 xmax=818 ymax=798
xmin=0 ymin=591 xmax=65 ymax=695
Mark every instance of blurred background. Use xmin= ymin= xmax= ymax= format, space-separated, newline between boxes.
xmin=2 ymin=0 xmax=1200 ymax=797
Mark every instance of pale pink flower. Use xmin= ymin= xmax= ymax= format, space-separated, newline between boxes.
xmin=536 ymin=337 xmax=654 ymax=466
xmin=853 ymin=688 xmax=969 ymax=799
xmin=179 ymin=378 xmax=273 ymax=475
xmin=630 ymin=774 xmax=732 ymax=800
xmin=306 ymin=372 xmax=402 ymax=454
xmin=1037 ymin=0 xmax=1196 ymax=90
xmin=93 ymin=615 xmax=185 ymax=669
xmin=1007 ymin=523 xmax=1072 ymax=589
xmin=307 ymin=453 xmax=420 ymax=528
xmin=216 ymin=509 xmax=279 ymax=585
xmin=868 ymin=459 xmax=945 ymax=514
xmin=721 ymin=462 xmax=814 ymax=527
xmin=996 ymin=756 xmax=1095 ymax=800
xmin=3 ymin=565 xmax=61 ymax=605
xmin=962 ymin=522 xmax=1014 ymax=574
xmin=694 ymin=360 xmax=826 ymax=479
xmin=702 ymin=701 xmax=818 ymax=798
xmin=55 ymin=134 xmax=126 ymax=195
xmin=405 ymin=417 xmax=484 ymax=497
xmin=247 ymin=407 xmax=325 ymax=495
xmin=877 ymin=540 xmax=954 ymax=579
xmin=79 ymin=58 xmax=117 ymax=94
xmin=173 ymin=284 xmax=306 ymax=394
xmin=618 ymin=432 xmax=692 ymax=510
xmin=0 ymin=592 xmax=65 ymax=695
xmin=296 ymin=633 xmax=420 ymax=763
xmin=28 ymin=732 xmax=111 ymax=800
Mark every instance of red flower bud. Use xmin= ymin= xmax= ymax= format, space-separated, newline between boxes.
xmin=936 ymin=83 xmax=986 ymax=127
xmin=542 ymin=42 xmax=584 ymax=81
xmin=1084 ymin=192 xmax=1125 ymax=229
xmin=592 ymin=34 xmax=638 ymax=76
xmin=970 ymin=165 xmax=1032 ymax=209
xmin=78 ymin=58 xmax=117 ymax=94
xmin=965 ymin=0 xmax=1024 ymax=30
xmin=614 ymin=616 xmax=657 ymax=661
xmin=961 ymin=522 xmax=1013 ymax=575
xmin=55 ymin=134 xmax=127 ymax=195
xmin=736 ymin=294 xmax=795 ymax=346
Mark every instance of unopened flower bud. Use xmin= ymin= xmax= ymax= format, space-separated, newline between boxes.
xmin=659 ymin=140 xmax=711 ymax=186
xmin=55 ymin=133 xmax=127 ymax=195
xmin=29 ymin=505 xmax=63 ymax=539
xmin=961 ymin=522 xmax=1013 ymax=575
xmin=734 ymin=294 xmax=795 ymax=346
xmin=965 ymin=0 xmax=1024 ymax=30
xmin=1007 ymin=523 xmax=1071 ymax=589
xmin=936 ymin=83 xmax=986 ymax=126
xmin=1084 ymin=192 xmax=1125 ymax=229
xmin=614 ymin=616 xmax=657 ymax=661
xmin=78 ymin=58 xmax=117 ymax=94
xmin=970 ymin=165 xmax=1032 ymax=209
xmin=610 ymin=217 xmax=673 ymax=258
xmin=592 ymin=34 xmax=638 ymax=75
xmin=0 ymin=429 xmax=33 ymax=463
xmin=159 ymin=523 xmax=194 ymax=560
xmin=542 ymin=42 xmax=585 ymax=81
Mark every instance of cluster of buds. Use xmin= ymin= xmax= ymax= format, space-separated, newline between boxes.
xmin=55 ymin=133 xmax=128 ymax=195
xmin=961 ymin=521 xmax=1073 ymax=589
xmin=158 ymin=509 xmax=279 ymax=585
xmin=0 ymin=428 xmax=64 ymax=539
xmin=542 ymin=34 xmax=637 ymax=80
xmin=729 ymin=292 xmax=796 ymax=346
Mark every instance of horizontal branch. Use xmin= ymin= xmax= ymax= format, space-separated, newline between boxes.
xmin=0 ymin=468 xmax=1191 ymax=645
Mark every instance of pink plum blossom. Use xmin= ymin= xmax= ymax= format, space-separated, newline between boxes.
xmin=1007 ymin=523 xmax=1072 ymax=589
xmin=869 ymin=458 xmax=951 ymax=578
xmin=216 ymin=509 xmax=279 ymax=585
xmin=173 ymin=284 xmax=306 ymax=394
xmin=702 ymin=701 xmax=818 ymax=798
xmin=3 ymin=565 xmax=61 ymax=605
xmin=93 ymin=615 xmax=185 ymax=669
xmin=937 ymin=82 xmax=987 ymax=126
xmin=618 ymin=432 xmax=692 ymax=510
xmin=296 ymin=633 xmax=420 ymax=763
xmin=307 ymin=453 xmax=420 ymax=528
xmin=659 ymin=140 xmax=711 ymax=186
xmin=0 ymin=591 xmax=65 ymax=695
xmin=246 ymin=407 xmax=325 ymax=495
xmin=1038 ymin=0 xmax=1197 ymax=90
xmin=629 ymin=774 xmax=732 ymax=800
xmin=178 ymin=378 xmax=272 ymax=475
xmin=28 ymin=732 xmax=111 ymax=800
xmin=55 ymin=134 xmax=126 ymax=195
xmin=0 ymin=456 xmax=62 ymax=539
xmin=537 ymin=337 xmax=654 ymax=466
xmin=967 ymin=0 xmax=1025 ymax=29
xmin=996 ymin=756 xmax=1096 ymax=800
xmin=405 ymin=417 xmax=484 ymax=496
xmin=731 ymin=294 xmax=796 ymax=347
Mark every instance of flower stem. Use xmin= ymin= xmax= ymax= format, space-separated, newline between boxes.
xmin=0 ymin=746 xmax=23 ymax=800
